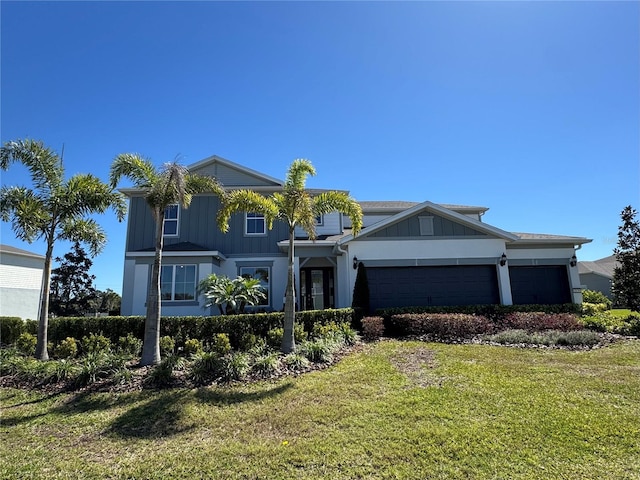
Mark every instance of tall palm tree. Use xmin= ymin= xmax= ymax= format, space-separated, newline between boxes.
xmin=110 ymin=153 xmax=225 ymax=365
xmin=218 ymin=159 xmax=363 ymax=353
xmin=0 ymin=139 xmax=127 ymax=360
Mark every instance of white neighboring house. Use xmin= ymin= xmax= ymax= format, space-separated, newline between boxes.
xmin=0 ymin=244 xmax=45 ymax=320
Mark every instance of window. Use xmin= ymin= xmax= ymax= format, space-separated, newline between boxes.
xmin=419 ymin=216 xmax=434 ymax=236
xmin=240 ymin=266 xmax=270 ymax=306
xmin=160 ymin=264 xmax=196 ymax=301
xmin=245 ymin=212 xmax=266 ymax=235
xmin=315 ymin=214 xmax=324 ymax=226
xmin=163 ymin=204 xmax=179 ymax=236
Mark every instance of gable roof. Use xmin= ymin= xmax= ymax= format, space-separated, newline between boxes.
xmin=339 ymin=201 xmax=519 ymax=244
xmin=188 ymin=155 xmax=284 ymax=188
xmin=358 ymin=201 xmax=489 ymax=216
xmin=510 ymin=232 xmax=592 ymax=246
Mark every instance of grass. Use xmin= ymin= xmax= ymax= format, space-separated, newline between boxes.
xmin=2 ymin=339 xmax=640 ymax=479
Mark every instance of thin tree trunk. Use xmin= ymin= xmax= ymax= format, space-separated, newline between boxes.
xmin=140 ymin=211 xmax=164 ymax=366
xmin=35 ymin=239 xmax=54 ymax=361
xmin=281 ymin=227 xmax=296 ymax=353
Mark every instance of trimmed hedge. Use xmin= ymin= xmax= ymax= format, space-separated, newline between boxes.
xmin=21 ymin=309 xmax=354 ymax=350
xmin=378 ymin=303 xmax=581 ymax=320
xmin=0 ymin=317 xmax=24 ymax=345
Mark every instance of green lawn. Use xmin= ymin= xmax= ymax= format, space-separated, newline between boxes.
xmin=2 ymin=339 xmax=639 ymax=479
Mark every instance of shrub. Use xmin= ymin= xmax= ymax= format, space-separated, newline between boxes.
xmin=555 ymin=330 xmax=600 ymax=347
xmin=299 ymin=339 xmax=337 ymax=363
xmin=0 ymin=317 xmax=25 ymax=345
xmin=209 ymin=333 xmax=231 ymax=356
xmin=618 ymin=312 xmax=640 ymax=336
xmin=362 ymin=316 xmax=385 ymax=340
xmin=387 ymin=313 xmax=493 ymax=339
xmin=80 ymin=333 xmax=111 ymax=355
xmin=189 ymin=351 xmax=222 ymax=385
xmin=159 ymin=336 xmax=175 ymax=356
xmin=75 ymin=352 xmax=118 ymax=387
xmin=184 ymin=338 xmax=203 ymax=356
xmin=251 ymin=352 xmax=281 ymax=378
xmin=16 ymin=333 xmax=37 ymax=355
xmin=147 ymin=354 xmax=185 ymax=387
xmin=54 ymin=337 xmax=78 ymax=359
xmin=238 ymin=333 xmax=260 ymax=352
xmin=117 ymin=333 xmax=142 ymax=357
xmin=582 ymin=289 xmax=612 ymax=308
xmin=498 ymin=312 xmax=582 ymax=332
xmin=217 ymin=352 xmax=250 ymax=382
xmin=282 ymin=352 xmax=311 ymax=370
xmin=581 ymin=303 xmax=609 ymax=316
xmin=490 ymin=329 xmax=600 ymax=347
xmin=267 ymin=324 xmax=306 ymax=349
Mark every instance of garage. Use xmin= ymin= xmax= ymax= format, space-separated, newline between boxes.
xmin=366 ymin=265 xmax=500 ymax=311
xmin=509 ymin=266 xmax=571 ymax=305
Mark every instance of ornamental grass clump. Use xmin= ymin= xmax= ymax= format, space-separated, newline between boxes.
xmin=251 ymin=352 xmax=281 ymax=378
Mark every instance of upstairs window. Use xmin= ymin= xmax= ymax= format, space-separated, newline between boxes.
xmin=246 ymin=212 xmax=266 ymax=235
xmin=163 ymin=204 xmax=179 ymax=236
xmin=315 ymin=214 xmax=324 ymax=226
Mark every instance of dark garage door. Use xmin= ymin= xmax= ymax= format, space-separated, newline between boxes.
xmin=367 ymin=265 xmax=500 ymax=311
xmin=509 ymin=266 xmax=571 ymax=305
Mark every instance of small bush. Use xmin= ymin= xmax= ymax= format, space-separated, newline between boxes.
xmin=251 ymin=352 xmax=281 ymax=378
xmin=0 ymin=317 xmax=25 ymax=345
xmin=159 ymin=336 xmax=175 ymax=356
xmin=80 ymin=333 xmax=111 ymax=355
xmin=54 ymin=337 xmax=78 ymax=359
xmin=16 ymin=333 xmax=37 ymax=356
xmin=388 ymin=313 xmax=494 ymax=339
xmin=117 ymin=333 xmax=142 ymax=357
xmin=184 ymin=338 xmax=203 ymax=356
xmin=582 ymin=290 xmax=612 ymax=308
xmin=282 ymin=352 xmax=311 ymax=370
xmin=147 ymin=354 xmax=185 ymax=387
xmin=267 ymin=324 xmax=306 ymax=349
xmin=75 ymin=352 xmax=117 ymax=387
xmin=217 ymin=352 xmax=250 ymax=382
xmin=362 ymin=316 xmax=385 ymax=340
xmin=209 ymin=333 xmax=231 ymax=356
xmin=490 ymin=329 xmax=600 ymax=347
xmin=581 ymin=303 xmax=609 ymax=316
xmin=189 ymin=351 xmax=222 ymax=385
xmin=555 ymin=330 xmax=600 ymax=347
xmin=618 ymin=313 xmax=640 ymax=336
xmin=299 ymin=339 xmax=337 ymax=363
xmin=238 ymin=333 xmax=260 ymax=352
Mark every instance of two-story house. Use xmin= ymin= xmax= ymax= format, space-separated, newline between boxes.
xmin=119 ymin=155 xmax=591 ymax=316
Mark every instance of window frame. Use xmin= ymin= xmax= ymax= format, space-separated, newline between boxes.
xmin=238 ymin=265 xmax=271 ymax=308
xmin=245 ymin=212 xmax=266 ymax=236
xmin=159 ymin=264 xmax=197 ymax=302
xmin=419 ymin=216 xmax=435 ymax=236
xmin=163 ymin=204 xmax=180 ymax=237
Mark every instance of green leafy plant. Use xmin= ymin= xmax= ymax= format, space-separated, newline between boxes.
xmin=54 ymin=337 xmax=79 ymax=359
xmin=582 ymin=289 xmax=612 ymax=308
xmin=251 ymin=352 xmax=281 ymax=378
xmin=184 ymin=338 xmax=203 ymax=356
xmin=209 ymin=333 xmax=231 ymax=356
xmin=199 ymin=274 xmax=267 ymax=315
xmin=81 ymin=333 xmax=111 ymax=355
xmin=159 ymin=336 xmax=175 ymax=356
xmin=117 ymin=333 xmax=142 ymax=357
xmin=16 ymin=333 xmax=37 ymax=356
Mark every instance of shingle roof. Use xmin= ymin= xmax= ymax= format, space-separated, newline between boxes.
xmin=0 ymin=244 xmax=45 ymax=259
xmin=578 ymin=255 xmax=618 ymax=278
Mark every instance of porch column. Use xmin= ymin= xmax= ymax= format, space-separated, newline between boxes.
xmin=496 ymin=263 xmax=513 ymax=305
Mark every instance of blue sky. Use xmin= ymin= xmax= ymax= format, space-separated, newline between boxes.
xmin=1 ymin=1 xmax=638 ymax=295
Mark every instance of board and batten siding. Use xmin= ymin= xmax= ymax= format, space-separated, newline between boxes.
xmin=126 ymin=196 xmax=290 ymax=255
xmin=366 ymin=213 xmax=488 ymax=239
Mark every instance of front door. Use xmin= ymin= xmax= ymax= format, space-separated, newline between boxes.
xmin=300 ymin=268 xmax=334 ymax=310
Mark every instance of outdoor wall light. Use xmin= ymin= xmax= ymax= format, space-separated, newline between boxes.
xmin=499 ymin=253 xmax=507 ymax=266
xmin=353 ymin=256 xmax=358 ymax=269
xmin=570 ymin=255 xmax=577 ymax=267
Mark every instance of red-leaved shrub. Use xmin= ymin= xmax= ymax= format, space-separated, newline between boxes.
xmin=362 ymin=316 xmax=385 ymax=340
xmin=388 ymin=313 xmax=494 ymax=339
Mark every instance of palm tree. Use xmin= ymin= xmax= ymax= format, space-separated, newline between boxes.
xmin=110 ymin=153 xmax=225 ymax=365
xmin=0 ymin=139 xmax=126 ymax=360
xmin=218 ymin=159 xmax=363 ymax=353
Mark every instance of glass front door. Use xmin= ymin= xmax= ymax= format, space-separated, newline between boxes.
xmin=300 ymin=268 xmax=334 ymax=310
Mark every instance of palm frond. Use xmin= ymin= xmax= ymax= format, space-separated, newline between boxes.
xmin=109 ymin=153 xmax=158 ymax=189
xmin=0 ymin=139 xmax=64 ymax=193
xmin=314 ymin=191 xmax=363 ymax=235
xmin=284 ymin=159 xmax=315 ymax=191
xmin=217 ymin=189 xmax=279 ymax=233
xmin=0 ymin=186 xmax=50 ymax=242
xmin=59 ymin=217 xmax=107 ymax=256
xmin=61 ymin=174 xmax=127 ymax=221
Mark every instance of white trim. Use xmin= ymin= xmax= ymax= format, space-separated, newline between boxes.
xmin=163 ymin=204 xmax=180 ymax=237
xmin=126 ymin=250 xmax=226 ymax=260
xmin=160 ymin=264 xmax=197 ymax=302
xmin=245 ymin=212 xmax=267 ymax=236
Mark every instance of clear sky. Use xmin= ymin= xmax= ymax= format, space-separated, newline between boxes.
xmin=1 ymin=1 xmax=638 ymax=295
